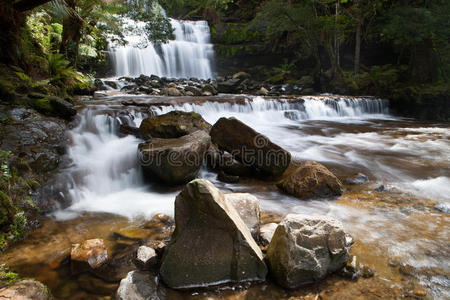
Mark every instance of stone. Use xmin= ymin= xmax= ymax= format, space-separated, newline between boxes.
xmin=217 ymin=171 xmax=239 ymax=183
xmin=184 ymin=86 xmax=202 ymax=96
xmin=0 ymin=280 xmax=52 ymax=299
xmin=71 ymin=239 xmax=109 ymax=274
xmin=138 ymin=131 xmax=211 ymax=185
xmin=94 ymin=91 xmax=108 ymax=98
xmin=201 ymin=84 xmax=218 ymax=95
xmin=104 ymin=80 xmax=118 ymax=89
xmin=77 ymin=273 xmax=118 ymax=295
xmin=139 ymin=111 xmax=211 ymax=139
xmin=344 ymin=173 xmax=369 ymax=185
xmin=266 ymin=214 xmax=351 ymax=288
xmin=206 ymin=146 xmax=253 ymax=177
xmin=257 ymin=87 xmax=269 ymax=96
xmin=259 ymin=222 xmax=278 ymax=246
xmin=224 ymin=193 xmax=261 ymax=237
xmin=232 ymin=72 xmax=251 ymax=81
xmin=116 ymin=271 xmax=164 ymax=300
xmin=165 ymin=87 xmax=183 ymax=96
xmin=134 ymin=246 xmax=158 ymax=271
xmin=338 ymin=255 xmax=375 ymax=280
xmin=217 ymin=78 xmax=241 ymax=93
xmin=210 ymin=117 xmax=291 ymax=176
xmin=277 ymin=161 xmax=343 ymax=199
xmin=160 ymin=179 xmax=267 ymax=289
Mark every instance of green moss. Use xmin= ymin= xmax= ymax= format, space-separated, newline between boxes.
xmin=32 ymin=98 xmax=53 ymax=114
xmin=0 ymin=265 xmax=19 ymax=286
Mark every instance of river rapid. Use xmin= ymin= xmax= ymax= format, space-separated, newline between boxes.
xmin=1 ymin=93 xmax=448 ymax=299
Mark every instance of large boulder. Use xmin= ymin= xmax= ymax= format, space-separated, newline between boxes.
xmin=139 ymin=111 xmax=211 ymax=139
xmin=210 ymin=117 xmax=291 ymax=176
xmin=225 ymin=193 xmax=261 ymax=237
xmin=277 ymin=161 xmax=343 ymax=199
xmin=160 ymin=179 xmax=267 ymax=289
xmin=0 ymin=280 xmax=53 ymax=300
xmin=116 ymin=271 xmax=165 ymax=300
xmin=232 ymin=72 xmax=251 ymax=81
xmin=217 ymin=78 xmax=241 ymax=93
xmin=206 ymin=146 xmax=253 ymax=177
xmin=266 ymin=214 xmax=351 ymax=288
xmin=138 ymin=131 xmax=211 ymax=185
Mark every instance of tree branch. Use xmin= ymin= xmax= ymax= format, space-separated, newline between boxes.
xmin=13 ymin=0 xmax=51 ymax=12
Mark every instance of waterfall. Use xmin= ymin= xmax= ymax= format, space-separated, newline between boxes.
xmin=108 ymin=18 xmax=215 ymax=79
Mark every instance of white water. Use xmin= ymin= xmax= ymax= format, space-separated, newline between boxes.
xmin=108 ymin=18 xmax=215 ymax=79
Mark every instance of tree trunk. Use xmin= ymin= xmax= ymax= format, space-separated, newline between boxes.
xmin=334 ymin=0 xmax=340 ymax=76
xmin=354 ymin=14 xmax=361 ymax=75
xmin=60 ymin=1 xmax=83 ymax=66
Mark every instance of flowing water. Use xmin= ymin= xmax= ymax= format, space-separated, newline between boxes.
xmin=107 ymin=18 xmax=215 ymax=79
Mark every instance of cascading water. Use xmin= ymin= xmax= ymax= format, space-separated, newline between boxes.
xmin=108 ymin=18 xmax=215 ymax=79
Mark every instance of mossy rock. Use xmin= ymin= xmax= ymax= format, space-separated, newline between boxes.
xmin=30 ymin=96 xmax=76 ymax=120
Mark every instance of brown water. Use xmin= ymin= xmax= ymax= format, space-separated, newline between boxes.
xmin=1 ymin=94 xmax=449 ymax=299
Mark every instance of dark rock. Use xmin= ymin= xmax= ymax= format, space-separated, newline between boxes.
xmin=277 ymin=161 xmax=343 ymax=199
xmin=344 ymin=173 xmax=369 ymax=185
xmin=134 ymin=246 xmax=158 ymax=271
xmin=232 ymin=72 xmax=251 ymax=82
xmin=119 ymin=124 xmax=141 ymax=138
xmin=48 ymin=97 xmax=76 ymax=120
xmin=201 ymin=84 xmax=218 ymax=96
xmin=139 ymin=111 xmax=211 ymax=139
xmin=217 ymin=171 xmax=239 ymax=183
xmin=210 ymin=117 xmax=291 ymax=176
xmin=104 ymin=80 xmax=118 ymax=89
xmin=184 ymin=86 xmax=202 ymax=96
xmin=138 ymin=131 xmax=211 ymax=185
xmin=77 ymin=273 xmax=118 ymax=295
xmin=374 ymin=185 xmax=386 ymax=192
xmin=160 ymin=179 xmax=267 ymax=289
xmin=206 ymin=146 xmax=253 ymax=177
xmin=217 ymin=78 xmax=241 ymax=93
xmin=267 ymin=214 xmax=351 ymax=288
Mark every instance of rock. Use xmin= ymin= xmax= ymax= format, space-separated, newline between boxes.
xmin=224 ymin=193 xmax=261 ymax=237
xmin=217 ymin=78 xmax=241 ymax=93
xmin=276 ymin=161 xmax=343 ymax=199
xmin=71 ymin=239 xmax=109 ymax=274
xmin=232 ymin=72 xmax=251 ymax=81
xmin=185 ymin=91 xmax=194 ymax=96
xmin=259 ymin=222 xmax=278 ymax=246
xmin=138 ymin=131 xmax=211 ymax=185
xmin=374 ymin=185 xmax=385 ymax=192
xmin=206 ymin=146 xmax=253 ymax=177
xmin=0 ymin=280 xmax=52 ymax=299
xmin=116 ymin=271 xmax=164 ymax=300
xmin=344 ymin=173 xmax=369 ymax=185
xmin=338 ymin=255 xmax=375 ymax=280
xmin=165 ymin=87 xmax=183 ymax=96
xmin=139 ymin=111 xmax=211 ymax=139
xmin=94 ymin=91 xmax=108 ymax=98
xmin=184 ymin=86 xmax=202 ymax=96
xmin=266 ymin=214 xmax=351 ymax=288
xmin=217 ymin=171 xmax=239 ymax=183
xmin=210 ymin=117 xmax=291 ymax=176
xmin=201 ymin=84 xmax=218 ymax=96
xmin=92 ymin=247 xmax=138 ymax=283
xmin=257 ymin=87 xmax=269 ymax=96
xmin=104 ymin=80 xmax=118 ymax=89
xmin=77 ymin=273 xmax=118 ymax=295
xmin=49 ymin=97 xmax=76 ymax=120
xmin=138 ymin=86 xmax=153 ymax=94
xmin=119 ymin=124 xmax=141 ymax=138
xmin=160 ymin=179 xmax=267 ymax=289
xmin=134 ymin=246 xmax=158 ymax=271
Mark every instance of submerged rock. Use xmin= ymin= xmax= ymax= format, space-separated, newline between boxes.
xmin=139 ymin=111 xmax=211 ymax=139
xmin=210 ymin=117 xmax=291 ymax=176
xmin=0 ymin=279 xmax=53 ymax=299
xmin=277 ymin=161 xmax=343 ymax=199
xmin=344 ymin=173 xmax=369 ymax=185
xmin=71 ymin=239 xmax=109 ymax=274
xmin=116 ymin=271 xmax=164 ymax=300
xmin=160 ymin=179 xmax=267 ymax=289
xmin=217 ymin=171 xmax=240 ymax=183
xmin=138 ymin=131 xmax=211 ymax=185
xmin=134 ymin=246 xmax=158 ymax=271
xmin=266 ymin=214 xmax=351 ymax=288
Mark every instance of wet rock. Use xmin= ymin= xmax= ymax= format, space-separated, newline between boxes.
xmin=259 ymin=222 xmax=278 ymax=246
xmin=116 ymin=271 xmax=165 ymax=300
xmin=0 ymin=279 xmax=52 ymax=299
xmin=77 ymin=273 xmax=118 ymax=295
xmin=206 ymin=146 xmax=253 ymax=177
xmin=374 ymin=185 xmax=386 ymax=192
xmin=210 ymin=117 xmax=291 ymax=176
xmin=232 ymin=72 xmax=251 ymax=81
xmin=160 ymin=179 xmax=267 ymax=289
xmin=138 ymin=131 xmax=211 ymax=185
xmin=217 ymin=171 xmax=239 ymax=183
xmin=224 ymin=193 xmax=261 ymax=237
xmin=93 ymin=246 xmax=138 ymax=283
xmin=104 ymin=80 xmax=118 ymax=89
xmin=119 ymin=124 xmax=141 ymax=138
xmin=145 ymin=240 xmax=167 ymax=256
xmin=184 ymin=86 xmax=202 ymax=96
xmin=276 ymin=161 xmax=343 ymax=199
xmin=201 ymin=84 xmax=218 ymax=96
xmin=217 ymin=78 xmax=241 ymax=93
xmin=94 ymin=91 xmax=108 ymax=99
xmin=165 ymin=87 xmax=183 ymax=96
xmin=71 ymin=239 xmax=109 ymax=274
xmin=339 ymin=255 xmax=375 ymax=280
xmin=344 ymin=173 xmax=369 ymax=185
xmin=134 ymin=246 xmax=158 ymax=271
xmin=257 ymin=87 xmax=269 ymax=96
xmin=137 ymin=86 xmax=153 ymax=94
xmin=139 ymin=111 xmax=211 ymax=139
xmin=266 ymin=214 xmax=351 ymax=288
xmin=114 ymin=228 xmax=152 ymax=241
